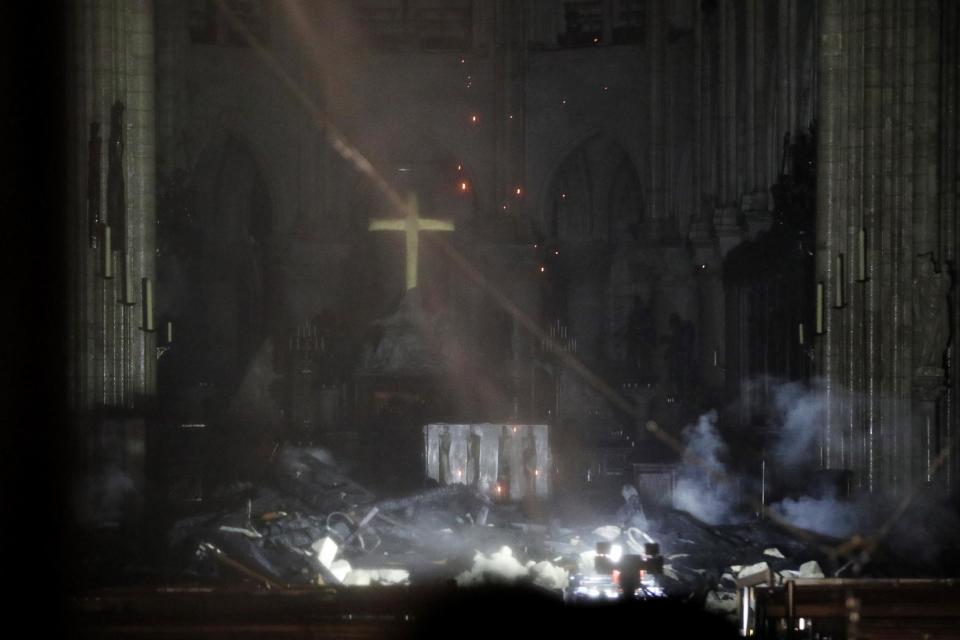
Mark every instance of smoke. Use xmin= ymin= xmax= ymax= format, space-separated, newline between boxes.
xmin=770 ymin=380 xmax=827 ymax=467
xmin=673 ymin=410 xmax=739 ymax=524
xmin=74 ymin=467 xmax=139 ymax=526
xmin=771 ymin=493 xmax=858 ymax=538
xmin=671 ymin=379 xmax=846 ymax=531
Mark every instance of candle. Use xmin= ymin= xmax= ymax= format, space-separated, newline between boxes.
xmin=166 ymin=321 xmax=173 ymax=344
xmin=102 ymin=225 xmax=112 ymax=279
xmin=857 ymin=228 xmax=866 ymax=281
xmin=798 ymin=322 xmax=805 ymax=345
xmin=834 ymin=254 xmax=844 ymax=308
xmin=141 ymin=277 xmax=154 ymax=331
xmin=815 ymin=282 xmax=824 ymax=334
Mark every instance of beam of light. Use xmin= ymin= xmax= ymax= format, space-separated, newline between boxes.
xmin=213 ymin=0 xmax=920 ymax=563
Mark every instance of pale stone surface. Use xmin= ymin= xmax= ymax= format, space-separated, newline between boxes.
xmin=799 ymin=560 xmax=825 ymax=578
xmin=311 ymin=537 xmax=338 ymax=569
xmin=738 ymin=562 xmax=770 ymax=580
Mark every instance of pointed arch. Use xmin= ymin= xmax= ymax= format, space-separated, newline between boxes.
xmin=183 ymin=132 xmax=277 ymax=402
xmin=542 ymin=133 xmax=644 ymax=242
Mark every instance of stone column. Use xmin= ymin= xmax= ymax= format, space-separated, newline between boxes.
xmin=424 ymin=424 xmax=442 ymax=483
xmin=532 ymin=424 xmax=550 ymax=497
xmin=69 ymin=0 xmax=157 ymax=411
xmin=474 ymin=424 xmax=502 ymax=494
xmin=816 ymin=0 xmax=954 ymax=495
xmin=446 ymin=424 xmax=471 ymax=485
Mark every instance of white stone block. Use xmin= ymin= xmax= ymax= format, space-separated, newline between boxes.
xmin=799 ymin=560 xmax=824 ymax=578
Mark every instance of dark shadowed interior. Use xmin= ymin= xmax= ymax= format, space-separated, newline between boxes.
xmin=4 ymin=1 xmax=960 ymax=637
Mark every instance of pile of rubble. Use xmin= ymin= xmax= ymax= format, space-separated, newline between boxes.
xmin=169 ymin=445 xmax=563 ymax=590
xmin=167 ymin=445 xmax=836 ymax=616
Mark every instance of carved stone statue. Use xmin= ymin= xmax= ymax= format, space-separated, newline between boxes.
xmin=913 ymin=254 xmax=951 ymax=373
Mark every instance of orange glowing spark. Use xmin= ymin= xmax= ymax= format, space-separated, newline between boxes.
xmin=540 ymin=266 xmax=545 ymax=272
xmin=459 ymin=57 xmax=465 ymax=64
xmin=515 ymin=187 xmax=522 ymax=196
xmin=460 ymin=181 xmax=468 ymax=191
xmin=554 ymin=250 xmax=559 ymax=256
xmin=593 ymin=37 xmax=600 ymax=44
xmin=470 ymin=114 xmax=479 ymax=124
xmin=457 ymin=164 xmax=462 ymax=171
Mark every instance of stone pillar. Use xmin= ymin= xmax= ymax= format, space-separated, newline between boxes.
xmin=446 ymin=424 xmax=471 ymax=485
xmin=424 ymin=424 xmax=441 ymax=483
xmin=505 ymin=425 xmax=527 ymax=500
xmin=532 ymin=424 xmax=550 ymax=497
xmin=815 ymin=0 xmax=955 ymax=495
xmin=69 ymin=0 xmax=157 ymax=411
xmin=474 ymin=424 xmax=502 ymax=494
xmin=942 ymin=0 xmax=960 ymax=492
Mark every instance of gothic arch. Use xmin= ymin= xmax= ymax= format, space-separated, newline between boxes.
xmin=186 ymin=133 xmax=276 ymax=404
xmin=541 ymin=133 xmax=644 ymax=242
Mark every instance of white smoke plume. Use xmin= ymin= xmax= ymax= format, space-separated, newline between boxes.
xmin=673 ymin=410 xmax=739 ymax=524
xmin=770 ymin=380 xmax=827 ymax=467
xmin=770 ymin=492 xmax=859 ymax=538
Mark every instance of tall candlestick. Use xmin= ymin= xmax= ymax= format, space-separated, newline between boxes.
xmin=834 ymin=254 xmax=844 ymax=308
xmin=141 ymin=277 xmax=154 ymax=331
xmin=816 ymin=282 xmax=824 ymax=334
xmin=102 ymin=225 xmax=113 ymax=278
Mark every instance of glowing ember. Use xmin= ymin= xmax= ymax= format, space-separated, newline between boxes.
xmin=470 ymin=114 xmax=479 ymax=124
xmin=459 ymin=181 xmax=468 ymax=191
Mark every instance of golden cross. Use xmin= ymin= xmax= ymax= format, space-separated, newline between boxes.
xmin=369 ymin=193 xmax=455 ymax=290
